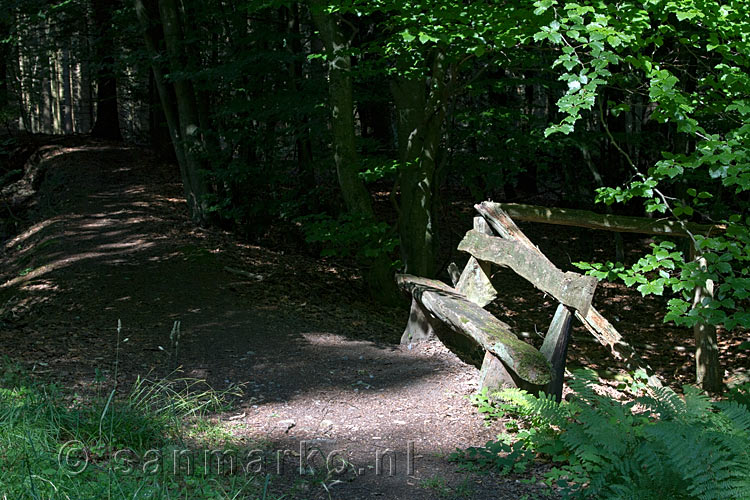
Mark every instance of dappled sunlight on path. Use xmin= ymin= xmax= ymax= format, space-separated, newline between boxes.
xmin=0 ymin=141 xmax=555 ymax=499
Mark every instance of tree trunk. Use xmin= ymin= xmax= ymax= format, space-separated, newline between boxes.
xmin=310 ymin=3 xmax=399 ymax=305
xmin=0 ymin=18 xmax=8 ymax=113
xmin=90 ymin=0 xmax=122 ymax=140
xmin=60 ymin=48 xmax=73 ymax=134
xmin=148 ymin=70 xmax=176 ymax=162
xmin=284 ymin=4 xmax=314 ymax=183
xmin=392 ymin=50 xmax=446 ymax=277
xmin=691 ymin=250 xmax=723 ymax=393
xmin=134 ymin=0 xmax=211 ymax=224
xmin=309 ymin=3 xmax=372 ymax=215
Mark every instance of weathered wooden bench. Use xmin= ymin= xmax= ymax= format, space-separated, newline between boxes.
xmin=398 ymin=202 xmax=660 ymax=400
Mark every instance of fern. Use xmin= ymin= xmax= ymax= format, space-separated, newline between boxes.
xmin=466 ymin=370 xmax=750 ymax=500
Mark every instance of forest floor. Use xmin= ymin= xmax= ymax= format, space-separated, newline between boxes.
xmin=1 ymin=137 xmax=748 ymax=499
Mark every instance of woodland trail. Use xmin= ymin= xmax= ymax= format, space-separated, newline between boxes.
xmin=0 ymin=141 xmax=555 ymax=499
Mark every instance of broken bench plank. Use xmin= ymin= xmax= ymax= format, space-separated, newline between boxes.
xmin=475 ymin=201 xmax=663 ymax=387
xmin=397 ymin=274 xmax=551 ymax=385
xmin=458 ymin=229 xmax=598 ymax=316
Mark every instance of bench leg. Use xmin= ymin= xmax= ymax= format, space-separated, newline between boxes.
xmin=540 ymin=303 xmax=573 ymax=402
xmin=400 ymin=298 xmax=436 ymax=345
xmin=479 ymin=351 xmax=546 ymax=395
xmin=479 ymin=351 xmax=516 ymax=392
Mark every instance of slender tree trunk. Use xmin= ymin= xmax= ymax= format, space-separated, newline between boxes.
xmin=0 ymin=20 xmax=8 ymax=111
xmin=60 ymin=48 xmax=73 ymax=133
xmin=13 ymin=26 xmax=30 ymax=130
xmin=691 ymin=250 xmax=723 ymax=393
xmin=158 ymin=0 xmax=212 ymax=224
xmin=310 ymin=2 xmax=399 ymax=304
xmin=582 ymin=103 xmax=625 ymax=262
xmin=391 ymin=51 xmax=446 ymax=277
xmin=134 ymin=0 xmax=211 ymax=224
xmin=148 ymin=70 xmax=176 ymax=161
xmin=0 ymin=18 xmax=10 ymax=130
xmin=310 ymin=4 xmax=372 ymax=215
xmin=90 ymin=0 xmax=122 ymax=140
xmin=518 ymin=78 xmax=537 ymax=195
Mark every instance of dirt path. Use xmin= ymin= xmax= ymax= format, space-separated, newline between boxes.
xmin=0 ymin=141 xmax=555 ymax=499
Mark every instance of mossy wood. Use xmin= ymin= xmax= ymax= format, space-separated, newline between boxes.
xmin=475 ymin=201 xmax=663 ymax=387
xmin=396 ymin=274 xmax=551 ymax=385
xmin=458 ymin=229 xmax=598 ymax=316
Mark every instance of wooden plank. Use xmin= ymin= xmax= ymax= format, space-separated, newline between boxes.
xmin=495 ymin=202 xmax=725 ymax=238
xmin=476 ymin=201 xmax=537 ymax=245
xmin=540 ymin=304 xmax=573 ymax=402
xmin=400 ymin=297 xmax=437 ymax=345
xmin=458 ymin=229 xmax=598 ymax=316
xmin=476 ymin=201 xmax=663 ymax=387
xmin=455 ymin=217 xmax=497 ymax=307
xmin=397 ymin=274 xmax=551 ymax=385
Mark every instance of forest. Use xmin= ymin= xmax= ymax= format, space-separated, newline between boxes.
xmin=0 ymin=0 xmax=749 ymax=498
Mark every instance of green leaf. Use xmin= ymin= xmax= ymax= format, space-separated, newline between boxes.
xmin=401 ymin=30 xmax=416 ymax=43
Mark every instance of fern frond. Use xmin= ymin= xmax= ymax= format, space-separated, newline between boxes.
xmin=715 ymin=400 xmax=750 ymax=434
xmin=639 ymin=385 xmax=685 ymax=419
xmin=525 ymin=391 xmax=569 ymax=427
xmin=682 ymin=385 xmax=713 ymax=422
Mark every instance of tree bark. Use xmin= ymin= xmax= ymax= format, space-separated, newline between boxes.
xmin=284 ymin=4 xmax=314 ymax=182
xmin=148 ymin=70 xmax=176 ymax=161
xmin=691 ymin=250 xmax=722 ymax=392
xmin=0 ymin=18 xmax=9 ymax=114
xmin=90 ymin=0 xmax=122 ymax=140
xmin=60 ymin=48 xmax=73 ymax=134
xmin=309 ymin=3 xmax=373 ymax=215
xmin=392 ymin=50 xmax=446 ymax=278
xmin=134 ymin=0 xmax=212 ymax=224
xmin=310 ymin=2 xmax=399 ymax=304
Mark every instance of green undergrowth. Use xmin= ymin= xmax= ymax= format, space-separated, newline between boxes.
xmin=452 ymin=370 xmax=750 ymax=500
xmin=0 ymin=357 xmax=278 ymax=500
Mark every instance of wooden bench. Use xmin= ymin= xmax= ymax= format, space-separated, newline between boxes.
xmin=398 ymin=202 xmax=661 ymax=400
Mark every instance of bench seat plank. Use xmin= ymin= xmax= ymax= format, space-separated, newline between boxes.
xmin=396 ymin=274 xmax=551 ymax=385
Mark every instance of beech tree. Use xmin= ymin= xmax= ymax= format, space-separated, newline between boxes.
xmin=534 ymin=0 xmax=750 ymax=391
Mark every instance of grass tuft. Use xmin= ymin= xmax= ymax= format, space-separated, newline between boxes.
xmin=0 ymin=358 xmax=273 ymax=500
